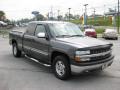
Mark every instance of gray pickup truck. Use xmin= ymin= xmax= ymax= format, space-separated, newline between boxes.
xmin=9 ymin=21 xmax=114 ymax=80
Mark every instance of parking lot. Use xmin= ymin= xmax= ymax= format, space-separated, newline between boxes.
xmin=0 ymin=36 xmax=120 ymax=90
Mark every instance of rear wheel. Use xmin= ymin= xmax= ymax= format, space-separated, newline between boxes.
xmin=12 ymin=43 xmax=21 ymax=57
xmin=52 ymin=55 xmax=71 ymax=80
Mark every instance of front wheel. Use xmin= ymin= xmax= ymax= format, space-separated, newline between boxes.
xmin=115 ymin=37 xmax=118 ymax=40
xmin=12 ymin=43 xmax=21 ymax=57
xmin=52 ymin=56 xmax=71 ymax=80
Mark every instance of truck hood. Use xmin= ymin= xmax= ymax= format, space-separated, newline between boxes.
xmin=56 ymin=36 xmax=110 ymax=48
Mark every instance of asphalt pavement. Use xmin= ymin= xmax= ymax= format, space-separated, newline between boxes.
xmin=0 ymin=36 xmax=120 ymax=90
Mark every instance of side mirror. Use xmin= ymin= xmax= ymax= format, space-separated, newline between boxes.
xmin=37 ymin=32 xmax=45 ymax=38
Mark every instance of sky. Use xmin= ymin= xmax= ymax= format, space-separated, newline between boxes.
xmin=0 ymin=0 xmax=116 ymax=20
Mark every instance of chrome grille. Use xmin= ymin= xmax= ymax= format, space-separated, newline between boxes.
xmin=90 ymin=46 xmax=110 ymax=54
xmin=90 ymin=46 xmax=111 ymax=61
xmin=90 ymin=53 xmax=111 ymax=61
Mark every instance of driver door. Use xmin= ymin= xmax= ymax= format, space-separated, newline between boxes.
xmin=31 ymin=24 xmax=49 ymax=63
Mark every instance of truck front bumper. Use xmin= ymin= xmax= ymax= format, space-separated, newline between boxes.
xmin=71 ymin=56 xmax=114 ymax=73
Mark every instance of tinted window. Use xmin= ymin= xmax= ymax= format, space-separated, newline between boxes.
xmin=26 ymin=23 xmax=36 ymax=35
xmin=49 ymin=23 xmax=84 ymax=37
xmin=35 ymin=25 xmax=46 ymax=36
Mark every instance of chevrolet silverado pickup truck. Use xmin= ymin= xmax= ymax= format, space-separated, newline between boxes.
xmin=9 ymin=21 xmax=114 ymax=80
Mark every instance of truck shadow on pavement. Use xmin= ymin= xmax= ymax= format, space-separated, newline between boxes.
xmin=20 ymin=55 xmax=114 ymax=81
xmin=20 ymin=55 xmax=53 ymax=73
xmin=4 ymin=53 xmax=117 ymax=82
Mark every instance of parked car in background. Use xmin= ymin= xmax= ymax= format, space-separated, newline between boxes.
xmin=102 ymin=29 xmax=118 ymax=40
xmin=0 ymin=21 xmax=7 ymax=27
xmin=84 ymin=26 xmax=97 ymax=38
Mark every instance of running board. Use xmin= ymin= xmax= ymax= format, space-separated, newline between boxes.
xmin=25 ymin=55 xmax=51 ymax=67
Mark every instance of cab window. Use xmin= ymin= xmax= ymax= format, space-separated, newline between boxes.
xmin=35 ymin=25 xmax=46 ymax=36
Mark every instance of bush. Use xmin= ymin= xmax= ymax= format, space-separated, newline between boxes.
xmin=95 ymin=28 xmax=104 ymax=34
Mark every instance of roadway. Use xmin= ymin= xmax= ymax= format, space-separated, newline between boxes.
xmin=0 ymin=36 xmax=120 ymax=90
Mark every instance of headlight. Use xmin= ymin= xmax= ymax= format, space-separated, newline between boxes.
xmin=75 ymin=50 xmax=90 ymax=62
xmin=75 ymin=50 xmax=90 ymax=55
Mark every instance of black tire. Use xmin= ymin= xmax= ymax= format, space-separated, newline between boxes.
xmin=52 ymin=55 xmax=71 ymax=80
xmin=115 ymin=37 xmax=118 ymax=40
xmin=105 ymin=37 xmax=108 ymax=40
xmin=12 ymin=43 xmax=21 ymax=57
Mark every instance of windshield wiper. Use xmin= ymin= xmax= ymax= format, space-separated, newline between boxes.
xmin=56 ymin=35 xmax=84 ymax=38
xmin=70 ymin=35 xmax=84 ymax=37
xmin=56 ymin=35 xmax=71 ymax=38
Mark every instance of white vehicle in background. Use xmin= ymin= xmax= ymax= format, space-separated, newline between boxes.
xmin=102 ymin=29 xmax=118 ymax=40
xmin=0 ymin=21 xmax=7 ymax=27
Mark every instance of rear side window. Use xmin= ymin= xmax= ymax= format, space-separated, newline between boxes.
xmin=26 ymin=23 xmax=36 ymax=35
xmin=35 ymin=25 xmax=46 ymax=36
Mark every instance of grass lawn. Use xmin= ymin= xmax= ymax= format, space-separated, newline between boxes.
xmin=0 ymin=29 xmax=9 ymax=37
xmin=95 ymin=28 xmax=104 ymax=34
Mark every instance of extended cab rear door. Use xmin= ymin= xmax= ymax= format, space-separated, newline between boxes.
xmin=23 ymin=23 xmax=36 ymax=56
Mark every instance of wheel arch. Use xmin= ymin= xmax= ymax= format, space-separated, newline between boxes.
xmin=51 ymin=51 xmax=70 ymax=64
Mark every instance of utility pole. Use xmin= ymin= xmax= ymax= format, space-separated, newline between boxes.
xmin=114 ymin=6 xmax=117 ymax=27
xmin=118 ymin=0 xmax=119 ymax=34
xmin=58 ymin=10 xmax=60 ymax=21
xmin=104 ymin=5 xmax=106 ymax=20
xmin=68 ymin=8 xmax=71 ymax=21
xmin=84 ymin=4 xmax=88 ymax=25
xmin=50 ymin=6 xmax=53 ymax=20
xmin=93 ymin=8 xmax=96 ymax=25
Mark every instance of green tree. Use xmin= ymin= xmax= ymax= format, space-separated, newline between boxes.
xmin=36 ymin=14 xmax=45 ymax=21
xmin=74 ymin=15 xmax=80 ymax=20
xmin=0 ymin=11 xmax=5 ymax=21
xmin=57 ymin=15 xmax=63 ymax=20
xmin=64 ymin=13 xmax=75 ymax=20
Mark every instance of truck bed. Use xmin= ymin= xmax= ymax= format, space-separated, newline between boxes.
xmin=11 ymin=27 xmax=26 ymax=34
xmin=9 ymin=28 xmax=26 ymax=50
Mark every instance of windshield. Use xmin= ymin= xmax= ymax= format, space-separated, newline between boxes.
xmin=49 ymin=23 xmax=84 ymax=37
